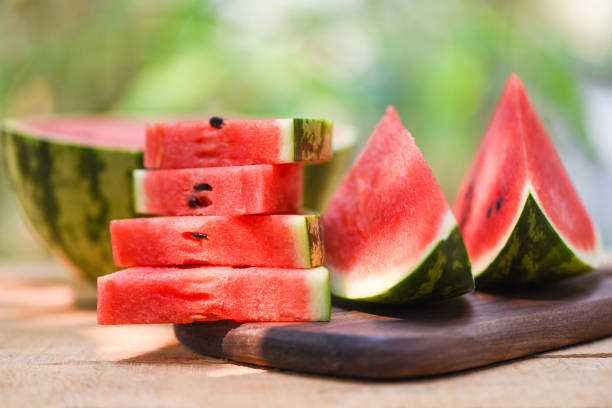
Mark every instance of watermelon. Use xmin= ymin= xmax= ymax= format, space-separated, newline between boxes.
xmin=303 ymin=124 xmax=358 ymax=212
xmin=133 ymin=164 xmax=302 ymax=216
xmin=323 ymin=106 xmax=474 ymax=304
xmin=97 ymin=265 xmax=331 ymax=324
xmin=111 ymin=214 xmax=324 ymax=268
xmin=145 ymin=118 xmax=333 ymax=169
xmin=1 ymin=116 xmax=145 ymax=282
xmin=453 ymin=74 xmax=602 ymax=288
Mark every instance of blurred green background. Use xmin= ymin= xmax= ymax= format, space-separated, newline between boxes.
xmin=2 ymin=0 xmax=612 ymax=259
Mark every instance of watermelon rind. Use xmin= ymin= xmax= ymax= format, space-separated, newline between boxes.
xmin=300 ymin=214 xmax=325 ymax=268
xmin=132 ymin=169 xmax=146 ymax=214
xmin=303 ymin=124 xmax=357 ymax=212
xmin=474 ymin=190 xmax=602 ymax=289
xmin=306 ymin=266 xmax=331 ymax=321
xmin=2 ymin=118 xmax=142 ymax=283
xmin=330 ymin=211 xmax=474 ymax=304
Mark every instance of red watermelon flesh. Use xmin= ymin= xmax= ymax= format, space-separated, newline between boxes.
xmin=453 ymin=74 xmax=601 ymax=277
xmin=323 ymin=106 xmax=473 ymax=302
xmin=134 ymin=164 xmax=303 ymax=216
xmin=110 ymin=214 xmax=324 ymax=268
xmin=145 ymin=118 xmax=332 ymax=168
xmin=97 ymin=265 xmax=331 ymax=324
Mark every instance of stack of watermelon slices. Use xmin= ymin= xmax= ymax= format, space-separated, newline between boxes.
xmin=97 ymin=117 xmax=333 ymax=324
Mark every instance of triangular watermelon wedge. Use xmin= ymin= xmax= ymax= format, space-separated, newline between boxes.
xmin=453 ymin=74 xmax=602 ymax=288
xmin=323 ymin=106 xmax=474 ymax=303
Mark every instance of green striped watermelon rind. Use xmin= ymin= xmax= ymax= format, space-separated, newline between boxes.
xmin=1 ymin=119 xmax=142 ymax=282
xmin=291 ymin=118 xmax=333 ymax=162
xmin=474 ymin=192 xmax=602 ymax=290
xmin=330 ymin=212 xmax=474 ymax=304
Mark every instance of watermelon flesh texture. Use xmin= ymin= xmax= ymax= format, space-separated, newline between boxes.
xmin=323 ymin=106 xmax=474 ymax=303
xmin=111 ymin=214 xmax=324 ymax=268
xmin=97 ymin=265 xmax=331 ymax=324
xmin=145 ymin=118 xmax=333 ymax=169
xmin=134 ymin=164 xmax=303 ymax=216
xmin=453 ymin=74 xmax=602 ymax=287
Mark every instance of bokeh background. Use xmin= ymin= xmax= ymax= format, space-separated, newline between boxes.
xmin=1 ymin=0 xmax=612 ymax=260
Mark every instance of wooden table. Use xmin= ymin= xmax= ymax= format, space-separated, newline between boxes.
xmin=2 ymin=259 xmax=612 ymax=407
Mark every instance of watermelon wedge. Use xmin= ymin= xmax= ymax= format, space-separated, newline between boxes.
xmin=453 ymin=74 xmax=602 ymax=288
xmin=133 ymin=164 xmax=302 ymax=216
xmin=145 ymin=118 xmax=332 ymax=169
xmin=323 ymin=106 xmax=474 ymax=303
xmin=111 ymin=214 xmax=324 ymax=268
xmin=97 ymin=265 xmax=331 ymax=324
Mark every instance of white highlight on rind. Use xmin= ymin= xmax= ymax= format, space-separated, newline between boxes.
xmin=306 ymin=266 xmax=331 ymax=321
xmin=277 ymin=119 xmax=294 ymax=161
xmin=132 ymin=170 xmax=146 ymax=214
xmin=330 ymin=209 xmax=460 ymax=299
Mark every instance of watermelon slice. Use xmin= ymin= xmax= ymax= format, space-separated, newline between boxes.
xmin=453 ymin=74 xmax=602 ymax=288
xmin=97 ymin=265 xmax=331 ymax=324
xmin=111 ymin=214 xmax=324 ymax=268
xmin=133 ymin=164 xmax=302 ymax=216
xmin=323 ymin=106 xmax=474 ymax=303
xmin=145 ymin=118 xmax=333 ymax=169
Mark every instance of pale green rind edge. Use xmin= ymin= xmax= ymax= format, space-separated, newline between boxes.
xmin=132 ymin=169 xmax=146 ymax=214
xmin=306 ymin=266 xmax=331 ymax=321
xmin=331 ymin=226 xmax=474 ymax=304
xmin=475 ymin=194 xmax=600 ymax=289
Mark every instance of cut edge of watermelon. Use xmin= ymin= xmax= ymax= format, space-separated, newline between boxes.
xmin=279 ymin=119 xmax=295 ymax=162
xmin=329 ymin=209 xmax=459 ymax=299
xmin=3 ymin=117 xmax=144 ymax=152
xmin=306 ymin=266 xmax=331 ymax=321
xmin=471 ymin=184 xmax=603 ymax=277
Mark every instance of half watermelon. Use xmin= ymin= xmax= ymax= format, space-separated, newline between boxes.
xmin=97 ymin=265 xmax=331 ymax=323
xmin=323 ymin=106 xmax=474 ymax=303
xmin=453 ymin=74 xmax=602 ymax=288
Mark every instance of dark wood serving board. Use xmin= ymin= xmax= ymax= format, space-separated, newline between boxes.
xmin=175 ymin=267 xmax=612 ymax=379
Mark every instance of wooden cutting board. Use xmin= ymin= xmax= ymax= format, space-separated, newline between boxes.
xmin=175 ymin=267 xmax=612 ymax=379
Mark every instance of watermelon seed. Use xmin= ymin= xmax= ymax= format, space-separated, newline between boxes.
xmin=194 ymin=183 xmax=213 ymax=191
xmin=188 ymin=197 xmax=202 ymax=208
xmin=190 ymin=232 xmax=208 ymax=239
xmin=209 ymin=116 xmax=224 ymax=129
xmin=487 ymin=206 xmax=493 ymax=218
xmin=496 ymin=197 xmax=503 ymax=210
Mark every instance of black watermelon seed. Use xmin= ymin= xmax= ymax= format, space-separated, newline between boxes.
xmin=190 ymin=232 xmax=208 ymax=239
xmin=487 ymin=206 xmax=493 ymax=218
xmin=209 ymin=116 xmax=224 ymax=129
xmin=188 ymin=197 xmax=202 ymax=208
xmin=194 ymin=183 xmax=213 ymax=191
xmin=496 ymin=197 xmax=503 ymax=210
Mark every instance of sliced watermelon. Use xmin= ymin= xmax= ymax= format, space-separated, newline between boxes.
xmin=111 ymin=214 xmax=324 ymax=268
xmin=133 ymin=164 xmax=302 ymax=216
xmin=453 ymin=74 xmax=602 ymax=288
xmin=323 ymin=106 xmax=474 ymax=303
xmin=145 ymin=118 xmax=333 ymax=169
xmin=97 ymin=265 xmax=331 ymax=324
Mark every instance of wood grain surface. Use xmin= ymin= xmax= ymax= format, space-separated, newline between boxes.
xmin=175 ymin=267 xmax=612 ymax=378
xmin=2 ymin=259 xmax=612 ymax=407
